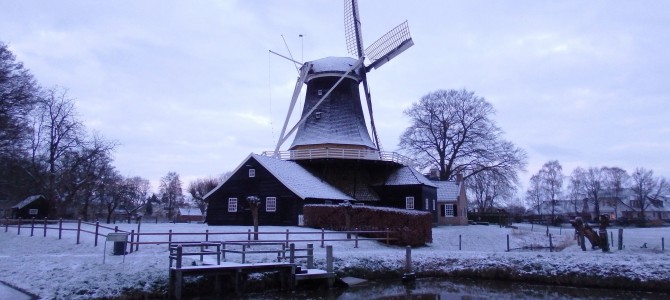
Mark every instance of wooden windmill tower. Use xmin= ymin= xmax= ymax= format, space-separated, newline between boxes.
xmin=273 ymin=0 xmax=414 ymax=159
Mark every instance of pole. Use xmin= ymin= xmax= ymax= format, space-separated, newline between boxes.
xmin=58 ymin=218 xmax=62 ymax=239
xmin=43 ymin=217 xmax=48 ymax=237
xmin=307 ymin=244 xmax=314 ymax=269
xmin=95 ymin=222 xmax=100 ymax=247
xmin=618 ymin=228 xmax=623 ymax=250
xmin=76 ymin=218 xmax=81 ymax=244
xmin=506 ymin=234 xmax=510 ymax=252
xmin=459 ymin=234 xmax=462 ymax=250
xmin=30 ymin=217 xmax=35 ymax=237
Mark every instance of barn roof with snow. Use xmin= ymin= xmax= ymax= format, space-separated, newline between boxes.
xmin=383 ymin=166 xmax=437 ymax=187
xmin=205 ymin=154 xmax=354 ymax=201
xmin=12 ymin=195 xmax=46 ymax=209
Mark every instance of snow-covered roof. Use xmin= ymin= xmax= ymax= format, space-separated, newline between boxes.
xmin=308 ymin=56 xmax=361 ymax=77
xmin=205 ymin=153 xmax=353 ymax=201
xmin=11 ymin=195 xmax=45 ymax=209
xmin=252 ymin=154 xmax=354 ymax=201
xmin=178 ymin=208 xmax=203 ymax=217
xmin=384 ymin=166 xmax=437 ymax=187
xmin=432 ymin=180 xmax=461 ymax=201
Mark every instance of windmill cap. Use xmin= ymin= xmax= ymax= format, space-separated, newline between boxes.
xmin=306 ymin=56 xmax=362 ymax=82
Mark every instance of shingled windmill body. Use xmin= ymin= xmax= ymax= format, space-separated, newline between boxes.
xmin=270 ymin=0 xmax=417 ymax=201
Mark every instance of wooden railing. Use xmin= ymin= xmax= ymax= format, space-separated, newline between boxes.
xmin=261 ymin=148 xmax=415 ymax=166
xmin=1 ymin=218 xmax=397 ymax=252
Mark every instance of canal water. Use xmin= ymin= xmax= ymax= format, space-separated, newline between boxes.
xmin=226 ymin=277 xmax=669 ymax=300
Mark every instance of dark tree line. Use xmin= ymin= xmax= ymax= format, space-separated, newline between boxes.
xmin=0 ymin=42 xmax=152 ymax=222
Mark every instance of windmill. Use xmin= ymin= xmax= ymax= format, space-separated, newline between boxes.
xmin=273 ymin=0 xmax=414 ymax=159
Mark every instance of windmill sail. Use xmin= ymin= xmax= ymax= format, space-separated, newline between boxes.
xmin=344 ymin=0 xmax=364 ymax=58
xmin=365 ymin=20 xmax=414 ymax=70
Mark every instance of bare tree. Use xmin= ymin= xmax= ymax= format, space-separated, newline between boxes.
xmin=603 ymin=166 xmax=629 ymax=220
xmin=538 ymin=160 xmax=563 ymax=224
xmin=630 ymin=167 xmax=669 ymax=220
xmin=399 ymin=89 xmax=526 ymax=182
xmin=466 ymin=169 xmax=516 ymax=212
xmin=188 ymin=177 xmax=221 ymax=214
xmin=159 ymin=171 xmax=183 ymax=220
xmin=576 ymin=167 xmax=606 ymax=219
xmin=526 ymin=174 xmax=544 ymax=216
xmin=567 ymin=167 xmax=587 ymax=216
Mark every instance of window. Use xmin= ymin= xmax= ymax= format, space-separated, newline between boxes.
xmin=425 ymin=198 xmax=429 ymax=210
xmin=315 ymin=111 xmax=322 ymax=119
xmin=248 ymin=169 xmax=255 ymax=177
xmin=405 ymin=196 xmax=415 ymax=210
xmin=266 ymin=197 xmax=277 ymax=212
xmin=441 ymin=204 xmax=458 ymax=217
xmin=29 ymin=209 xmax=38 ymax=215
xmin=228 ymin=198 xmax=238 ymax=212
xmin=317 ymin=89 xmax=323 ymax=96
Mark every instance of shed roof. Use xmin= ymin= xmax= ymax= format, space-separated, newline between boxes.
xmin=11 ymin=195 xmax=46 ymax=210
xmin=178 ymin=208 xmax=203 ymax=217
xmin=384 ymin=166 xmax=437 ymax=187
xmin=432 ymin=180 xmax=461 ymax=201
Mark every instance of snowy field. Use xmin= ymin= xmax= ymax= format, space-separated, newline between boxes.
xmin=1 ymin=221 xmax=669 ymax=299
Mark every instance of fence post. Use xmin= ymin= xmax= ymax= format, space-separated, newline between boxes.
xmin=242 ymin=244 xmax=246 ymax=263
xmin=30 ymin=217 xmax=35 ymax=237
xmin=663 ymin=237 xmax=665 ymax=251
xmin=459 ymin=234 xmax=462 ymax=251
xmin=76 ymin=218 xmax=81 ymax=244
xmin=168 ymin=229 xmax=173 ymax=248
xmin=618 ymin=228 xmax=623 ymax=251
xmin=321 ymin=228 xmax=325 ymax=248
xmin=176 ymin=245 xmax=183 ymax=269
xmin=354 ymin=228 xmax=359 ymax=248
xmin=17 ymin=217 xmax=22 ymax=235
xmin=4 ymin=218 xmax=8 ymax=232
xmin=114 ymin=226 xmax=118 ymax=233
xmin=43 ymin=217 xmax=48 ymax=237
xmin=506 ymin=234 xmax=510 ymax=252
xmin=286 ymin=229 xmax=290 ymax=248
xmin=58 ymin=218 xmax=62 ymax=239
xmin=326 ymin=245 xmax=333 ymax=273
xmin=247 ymin=229 xmax=251 ymax=241
xmin=307 ymin=244 xmax=314 ymax=269
xmin=94 ymin=222 xmax=100 ymax=247
xmin=289 ymin=243 xmax=295 ymax=263
xmin=405 ymin=246 xmax=412 ymax=273
xmin=549 ymin=234 xmax=553 ymax=252
xmin=136 ymin=218 xmax=141 ymax=252
xmin=130 ymin=230 xmax=135 ymax=254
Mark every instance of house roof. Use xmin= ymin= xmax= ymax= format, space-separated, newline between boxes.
xmin=11 ymin=195 xmax=46 ymax=210
xmin=178 ymin=208 xmax=203 ymax=217
xmin=384 ymin=166 xmax=437 ymax=187
xmin=432 ymin=180 xmax=461 ymax=201
xmin=204 ymin=153 xmax=354 ymax=201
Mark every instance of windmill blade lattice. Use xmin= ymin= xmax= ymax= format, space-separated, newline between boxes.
xmin=365 ymin=20 xmax=413 ymax=70
xmin=344 ymin=0 xmax=364 ymax=58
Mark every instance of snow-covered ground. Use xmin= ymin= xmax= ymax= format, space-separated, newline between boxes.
xmin=1 ymin=221 xmax=669 ymax=299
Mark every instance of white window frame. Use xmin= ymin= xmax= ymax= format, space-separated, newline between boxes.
xmin=248 ymin=168 xmax=255 ymax=178
xmin=444 ymin=204 xmax=455 ymax=217
xmin=228 ymin=198 xmax=238 ymax=212
xmin=29 ymin=209 xmax=38 ymax=215
xmin=266 ymin=197 xmax=277 ymax=212
xmin=405 ymin=196 xmax=415 ymax=210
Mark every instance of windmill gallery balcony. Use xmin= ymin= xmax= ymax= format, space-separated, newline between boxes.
xmin=261 ymin=148 xmax=414 ymax=166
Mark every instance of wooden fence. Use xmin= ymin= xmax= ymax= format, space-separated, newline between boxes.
xmin=1 ymin=217 xmax=396 ymax=252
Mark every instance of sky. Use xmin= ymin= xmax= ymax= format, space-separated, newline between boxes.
xmin=1 ymin=1 xmax=669 ymax=195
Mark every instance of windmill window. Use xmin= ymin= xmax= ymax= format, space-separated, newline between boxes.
xmin=315 ymin=112 xmax=322 ymax=119
xmin=228 ymin=198 xmax=238 ymax=212
xmin=405 ymin=196 xmax=415 ymax=210
xmin=248 ymin=169 xmax=255 ymax=177
xmin=317 ymin=89 xmax=323 ymax=96
xmin=266 ymin=197 xmax=277 ymax=212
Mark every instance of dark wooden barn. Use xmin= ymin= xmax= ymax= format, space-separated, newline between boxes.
xmin=205 ymin=153 xmax=440 ymax=226
xmin=11 ymin=195 xmax=50 ymax=219
xmin=205 ymin=154 xmax=354 ymax=226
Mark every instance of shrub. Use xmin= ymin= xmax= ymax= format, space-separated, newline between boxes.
xmin=303 ymin=204 xmax=432 ymax=246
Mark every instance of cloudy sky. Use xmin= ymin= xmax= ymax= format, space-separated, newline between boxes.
xmin=2 ymin=1 xmax=669 ymax=194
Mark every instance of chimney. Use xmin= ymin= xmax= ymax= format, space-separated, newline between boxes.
xmin=428 ymin=168 xmax=439 ymax=180
xmin=455 ymin=173 xmax=463 ymax=185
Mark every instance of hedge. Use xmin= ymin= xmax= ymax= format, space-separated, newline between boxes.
xmin=303 ymin=204 xmax=432 ymax=246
